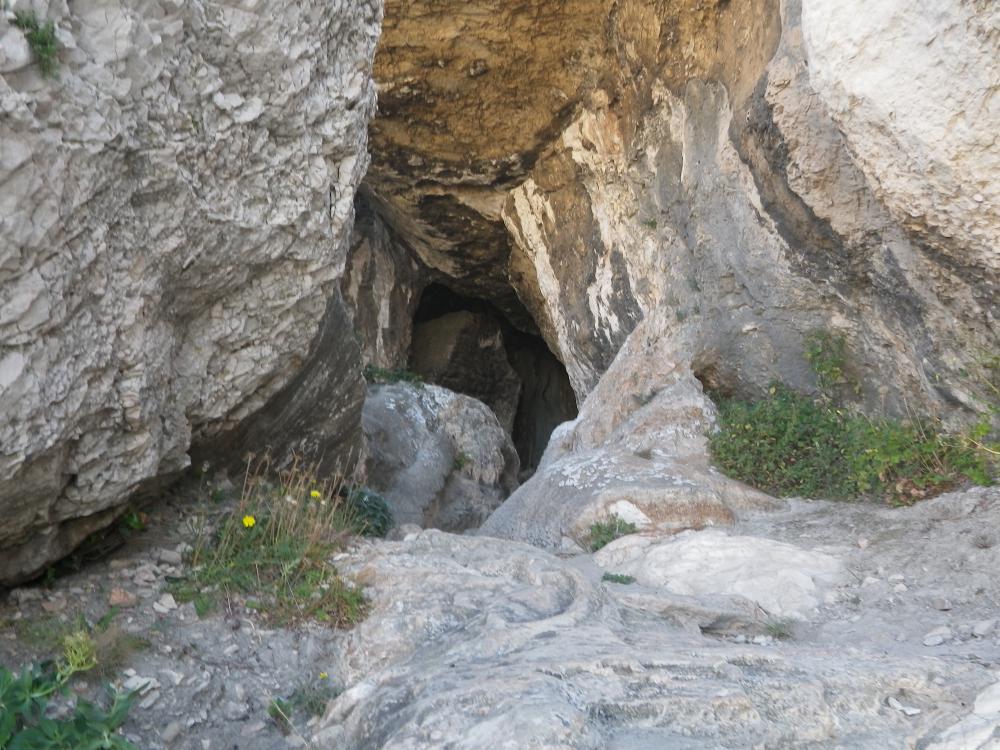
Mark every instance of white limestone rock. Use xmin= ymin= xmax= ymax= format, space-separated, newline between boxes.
xmin=594 ymin=529 xmax=844 ymax=620
xmin=0 ymin=0 xmax=383 ymax=583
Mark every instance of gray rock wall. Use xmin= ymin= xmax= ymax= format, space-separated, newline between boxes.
xmin=0 ymin=0 xmax=382 ymax=583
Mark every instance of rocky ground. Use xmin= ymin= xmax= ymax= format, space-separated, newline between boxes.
xmin=2 ymin=481 xmax=999 ymax=748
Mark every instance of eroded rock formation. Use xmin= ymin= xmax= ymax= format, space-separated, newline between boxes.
xmin=354 ymin=0 xmax=999 ymax=543
xmin=0 ymin=0 xmax=381 ymax=583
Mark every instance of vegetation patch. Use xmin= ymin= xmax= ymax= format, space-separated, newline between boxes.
xmin=764 ymin=617 xmax=795 ymax=640
xmin=363 ymin=365 xmax=423 ymax=386
xmin=601 ymin=572 xmax=636 ymax=585
xmin=11 ymin=10 xmax=59 ymax=78
xmin=710 ymin=384 xmax=994 ymax=504
xmin=588 ymin=516 xmax=638 ymax=552
xmin=343 ymin=487 xmax=393 ymax=539
xmin=0 ymin=630 xmax=137 ymax=749
xmin=169 ymin=457 xmax=370 ymax=627
xmin=268 ymin=673 xmax=339 ymax=735
xmin=804 ymin=330 xmax=855 ymax=396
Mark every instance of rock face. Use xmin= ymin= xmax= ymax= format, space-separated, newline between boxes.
xmin=481 ymin=312 xmax=781 ymax=548
xmin=0 ymin=0 xmax=382 ymax=583
xmin=362 ymin=0 xmax=997 ymax=418
xmin=314 ymin=486 xmax=1000 ymax=747
xmin=593 ymin=530 xmax=844 ymax=620
xmin=361 ymin=383 xmax=519 ymax=531
xmin=356 ymin=0 xmax=998 ymax=543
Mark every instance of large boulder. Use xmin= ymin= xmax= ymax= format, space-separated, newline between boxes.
xmin=0 ymin=0 xmax=382 ymax=583
xmin=362 ymin=383 xmax=519 ymax=531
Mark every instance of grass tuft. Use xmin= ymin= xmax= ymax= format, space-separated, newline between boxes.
xmin=589 ymin=516 xmax=638 ymax=552
xmin=171 ymin=456 xmax=369 ymax=627
xmin=363 ymin=365 xmax=423 ymax=386
xmin=11 ymin=10 xmax=59 ymax=77
xmin=601 ymin=572 xmax=636 ymax=585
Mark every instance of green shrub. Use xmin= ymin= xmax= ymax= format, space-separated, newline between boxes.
xmin=11 ymin=10 xmax=59 ymax=78
xmin=710 ymin=385 xmax=994 ymax=503
xmin=588 ymin=516 xmax=638 ymax=552
xmin=804 ymin=329 xmax=854 ymax=396
xmin=172 ymin=457 xmax=367 ymax=627
xmin=601 ymin=572 xmax=636 ymax=585
xmin=0 ymin=636 xmax=137 ymax=749
xmin=344 ymin=487 xmax=393 ymax=538
xmin=363 ymin=365 xmax=423 ymax=386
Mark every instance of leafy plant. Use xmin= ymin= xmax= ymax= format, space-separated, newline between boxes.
xmin=804 ymin=330 xmax=854 ymax=396
xmin=601 ymin=572 xmax=636 ymax=585
xmin=11 ymin=10 xmax=59 ymax=78
xmin=173 ymin=456 xmax=367 ymax=627
xmin=452 ymin=452 xmax=471 ymax=472
xmin=363 ymin=365 xmax=423 ymax=386
xmin=0 ymin=641 xmax=137 ymax=749
xmin=344 ymin=487 xmax=393 ymax=538
xmin=709 ymin=384 xmax=994 ymax=503
xmin=588 ymin=516 xmax=638 ymax=552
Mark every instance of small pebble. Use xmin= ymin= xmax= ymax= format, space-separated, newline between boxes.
xmin=109 ymin=587 xmax=138 ymax=608
xmin=931 ymin=597 xmax=952 ymax=611
xmin=162 ymin=721 xmax=183 ymax=743
xmin=972 ymin=619 xmax=996 ymax=638
xmin=923 ymin=626 xmax=952 ymax=647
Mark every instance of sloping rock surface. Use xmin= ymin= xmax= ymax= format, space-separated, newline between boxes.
xmin=314 ymin=486 xmax=1000 ymax=748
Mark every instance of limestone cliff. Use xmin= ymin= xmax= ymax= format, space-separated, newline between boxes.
xmin=353 ymin=0 xmax=998 ymax=544
xmin=0 ymin=0 xmax=382 ymax=583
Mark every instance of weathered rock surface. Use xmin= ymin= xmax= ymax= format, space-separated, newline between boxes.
xmin=0 ymin=0 xmax=382 ymax=583
xmin=313 ymin=485 xmax=1000 ymax=748
xmin=362 ymin=383 xmax=519 ymax=531
xmin=481 ymin=312 xmax=780 ymax=547
xmin=594 ymin=530 xmax=843 ymax=620
xmin=363 ymin=0 xmax=998 ymax=423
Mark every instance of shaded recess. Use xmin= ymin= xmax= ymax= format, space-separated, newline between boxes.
xmin=409 ymin=284 xmax=578 ymax=477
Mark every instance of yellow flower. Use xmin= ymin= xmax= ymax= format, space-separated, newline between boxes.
xmin=242 ymin=515 xmax=256 ymax=529
xmin=310 ymin=490 xmax=322 ymax=499
xmin=319 ymin=672 xmax=328 ymax=680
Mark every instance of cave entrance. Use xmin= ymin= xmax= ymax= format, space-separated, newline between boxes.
xmin=409 ymin=283 xmax=578 ymax=478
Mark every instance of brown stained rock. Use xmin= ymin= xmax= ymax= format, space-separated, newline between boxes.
xmin=108 ymin=588 xmax=138 ymax=609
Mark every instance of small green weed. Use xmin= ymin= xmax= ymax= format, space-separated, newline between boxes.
xmin=452 ymin=451 xmax=471 ymax=472
xmin=266 ymin=675 xmax=338 ymax=738
xmin=804 ymin=330 xmax=854 ymax=396
xmin=267 ymin=698 xmax=293 ymax=734
xmin=589 ymin=516 xmax=638 ymax=552
xmin=176 ymin=456 xmax=368 ymax=627
xmin=601 ymin=572 xmax=636 ymax=585
xmin=641 ymin=218 xmax=658 ymax=230
xmin=764 ymin=617 xmax=794 ymax=640
xmin=363 ymin=365 xmax=423 ymax=386
xmin=710 ymin=385 xmax=994 ymax=503
xmin=11 ymin=10 xmax=59 ymax=78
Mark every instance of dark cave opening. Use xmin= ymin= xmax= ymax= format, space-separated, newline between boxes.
xmin=409 ymin=283 xmax=578 ymax=478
